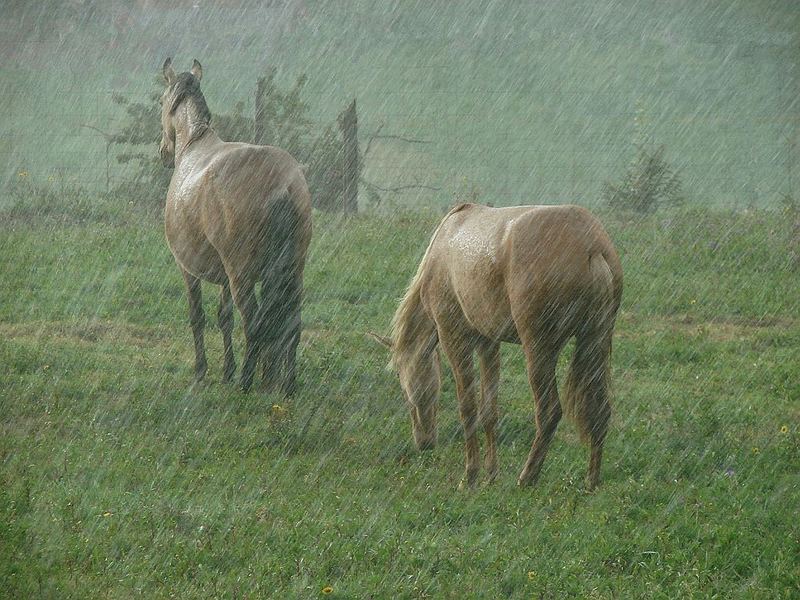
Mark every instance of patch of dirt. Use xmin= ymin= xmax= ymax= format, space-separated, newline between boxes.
xmin=618 ymin=311 xmax=796 ymax=342
xmin=0 ymin=320 xmax=172 ymax=348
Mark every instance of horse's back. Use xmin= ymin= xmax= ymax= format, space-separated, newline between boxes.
xmin=423 ymin=204 xmax=530 ymax=341
xmin=166 ymin=137 xmax=311 ymax=283
xmin=423 ymin=203 xmax=620 ymax=343
xmin=204 ymin=143 xmax=309 ymax=215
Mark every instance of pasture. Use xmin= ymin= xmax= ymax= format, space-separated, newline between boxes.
xmin=1 ymin=203 xmax=798 ymax=598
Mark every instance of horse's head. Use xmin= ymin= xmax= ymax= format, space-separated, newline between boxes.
xmin=159 ymin=58 xmax=205 ymax=168
xmin=368 ymin=331 xmax=441 ymax=451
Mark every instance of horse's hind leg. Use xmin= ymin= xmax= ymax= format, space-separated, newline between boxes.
xmin=477 ymin=341 xmax=500 ymax=484
xmin=229 ymin=276 xmax=260 ymax=392
xmin=258 ymin=277 xmax=289 ymax=395
xmin=281 ymin=277 xmax=303 ymax=397
xmin=566 ymin=328 xmax=613 ymax=491
xmin=218 ymin=279 xmax=236 ymax=383
xmin=260 ymin=342 xmax=281 ymax=394
xmin=517 ymin=340 xmax=561 ymax=487
xmin=182 ymin=269 xmax=207 ymax=383
xmin=257 ymin=278 xmax=277 ymax=393
xmin=258 ymin=273 xmax=302 ymax=397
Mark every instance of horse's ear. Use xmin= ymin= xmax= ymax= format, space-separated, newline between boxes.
xmin=191 ymin=59 xmax=203 ymax=81
xmin=366 ymin=332 xmax=393 ymax=350
xmin=162 ymin=58 xmax=176 ymax=85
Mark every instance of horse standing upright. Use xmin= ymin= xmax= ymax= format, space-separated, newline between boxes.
xmin=377 ymin=203 xmax=622 ymax=490
xmin=158 ymin=58 xmax=312 ymax=394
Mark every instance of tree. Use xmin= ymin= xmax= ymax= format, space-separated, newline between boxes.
xmin=107 ymin=72 xmax=343 ymax=211
xmin=603 ymin=144 xmax=685 ymax=213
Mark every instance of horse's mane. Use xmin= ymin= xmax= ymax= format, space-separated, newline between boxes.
xmin=389 ymin=203 xmax=471 ymax=369
xmin=171 ymin=72 xmax=212 ymax=125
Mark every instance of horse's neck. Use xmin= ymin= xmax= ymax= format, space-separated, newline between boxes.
xmin=393 ymin=289 xmax=438 ymax=368
xmin=174 ymin=102 xmax=215 ymax=165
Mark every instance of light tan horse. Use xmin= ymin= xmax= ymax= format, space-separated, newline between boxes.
xmin=374 ymin=203 xmax=622 ymax=490
xmin=159 ymin=58 xmax=312 ymax=394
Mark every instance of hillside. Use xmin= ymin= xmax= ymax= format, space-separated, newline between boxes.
xmin=1 ymin=0 xmax=799 ymax=208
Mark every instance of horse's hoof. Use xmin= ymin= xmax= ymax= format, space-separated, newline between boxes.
xmin=458 ymin=469 xmax=479 ymax=491
xmin=259 ymin=380 xmax=281 ymax=395
xmin=482 ymin=471 xmax=499 ymax=487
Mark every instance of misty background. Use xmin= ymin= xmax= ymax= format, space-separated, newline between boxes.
xmin=1 ymin=0 xmax=798 ymax=209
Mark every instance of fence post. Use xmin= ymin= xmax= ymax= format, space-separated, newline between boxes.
xmin=254 ymin=67 xmax=277 ymax=145
xmin=338 ymin=98 xmax=360 ymax=213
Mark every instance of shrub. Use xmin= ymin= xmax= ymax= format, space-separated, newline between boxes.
xmin=603 ymin=144 xmax=685 ymax=213
xmin=2 ymin=168 xmax=95 ymax=223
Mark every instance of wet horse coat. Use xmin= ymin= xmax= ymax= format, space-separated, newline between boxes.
xmin=386 ymin=203 xmax=622 ymax=489
xmin=159 ymin=59 xmax=312 ymax=393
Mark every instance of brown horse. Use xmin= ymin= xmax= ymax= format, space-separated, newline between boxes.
xmin=159 ymin=58 xmax=312 ymax=394
xmin=374 ymin=203 xmax=622 ymax=490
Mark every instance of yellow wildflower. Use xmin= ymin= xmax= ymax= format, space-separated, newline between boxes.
xmin=17 ymin=170 xmax=29 ymax=178
xmin=780 ymin=425 xmax=788 ymax=434
xmin=752 ymin=447 xmax=759 ymax=454
xmin=321 ymin=586 xmax=333 ymax=595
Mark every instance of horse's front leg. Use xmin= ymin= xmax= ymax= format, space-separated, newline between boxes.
xmin=477 ymin=341 xmax=500 ymax=485
xmin=438 ymin=332 xmax=480 ymax=489
xmin=218 ymin=279 xmax=236 ymax=383
xmin=182 ymin=269 xmax=207 ymax=382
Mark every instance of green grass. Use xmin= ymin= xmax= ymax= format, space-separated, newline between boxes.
xmin=1 ymin=204 xmax=799 ymax=598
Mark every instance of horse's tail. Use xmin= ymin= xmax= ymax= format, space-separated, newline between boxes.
xmin=562 ymin=253 xmax=617 ymax=445
xmin=257 ymin=185 xmax=307 ymax=345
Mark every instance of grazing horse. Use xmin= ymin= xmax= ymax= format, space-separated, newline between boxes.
xmin=158 ymin=58 xmax=312 ymax=394
xmin=375 ymin=203 xmax=622 ymax=490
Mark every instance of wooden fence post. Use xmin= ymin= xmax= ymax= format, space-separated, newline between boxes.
xmin=254 ymin=67 xmax=277 ymax=145
xmin=338 ymin=98 xmax=360 ymax=213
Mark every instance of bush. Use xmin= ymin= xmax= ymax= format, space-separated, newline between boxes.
xmin=603 ymin=144 xmax=685 ymax=213
xmin=2 ymin=168 xmax=96 ymax=223
xmin=108 ymin=80 xmax=171 ymax=207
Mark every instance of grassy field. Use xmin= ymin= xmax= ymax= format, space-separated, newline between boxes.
xmin=1 ymin=202 xmax=799 ymax=598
